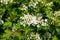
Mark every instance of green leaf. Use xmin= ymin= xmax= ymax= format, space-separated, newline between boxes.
xmin=52 ymin=36 xmax=58 ymax=40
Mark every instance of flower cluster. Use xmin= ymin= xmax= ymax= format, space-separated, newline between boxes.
xmin=21 ymin=4 xmax=28 ymax=10
xmin=27 ymin=32 xmax=42 ymax=40
xmin=44 ymin=32 xmax=51 ymax=39
xmin=0 ymin=0 xmax=13 ymax=4
xmin=54 ymin=10 xmax=60 ymax=17
xmin=29 ymin=2 xmax=38 ymax=8
xmin=20 ymin=14 xmax=42 ymax=27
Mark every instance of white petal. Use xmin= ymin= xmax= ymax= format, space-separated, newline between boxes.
xmin=32 ymin=16 xmax=36 ymax=20
xmin=20 ymin=22 xmax=23 ymax=25
xmin=37 ymin=25 xmax=40 ymax=27
xmin=41 ymin=22 xmax=48 ymax=26
xmin=27 ymin=23 xmax=31 ymax=26
xmin=20 ymin=17 xmax=23 ymax=19
xmin=23 ymin=24 xmax=26 ymax=27
xmin=1 ymin=20 xmax=4 ymax=24
xmin=45 ymin=19 xmax=47 ymax=22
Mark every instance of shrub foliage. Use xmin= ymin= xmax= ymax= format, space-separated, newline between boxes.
xmin=0 ymin=0 xmax=60 ymax=40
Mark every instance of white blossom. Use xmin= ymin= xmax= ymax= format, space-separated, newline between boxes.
xmin=0 ymin=0 xmax=13 ymax=4
xmin=0 ymin=0 xmax=3 ymax=2
xmin=20 ymin=14 xmax=42 ymax=27
xmin=12 ymin=27 xmax=17 ymax=32
xmin=27 ymin=22 xmax=31 ymax=26
xmin=23 ymin=24 xmax=26 ymax=27
xmin=20 ymin=17 xmax=23 ymax=19
xmin=37 ymin=24 xmax=40 ymax=28
xmin=20 ymin=22 xmax=23 ymax=25
xmin=21 ymin=4 xmax=28 ymax=10
xmin=35 ymin=1 xmax=38 ymax=4
xmin=44 ymin=32 xmax=51 ymax=39
xmin=20 ymin=22 xmax=26 ymax=27
xmin=35 ymin=33 xmax=42 ymax=40
xmin=54 ymin=11 xmax=60 ymax=17
xmin=30 ymin=16 xmax=38 ymax=25
xmin=41 ymin=2 xmax=44 ymax=3
xmin=0 ymin=19 xmax=4 ymax=25
xmin=29 ymin=33 xmax=42 ymax=40
xmin=1 ymin=20 xmax=4 ymax=24
xmin=29 ymin=2 xmax=38 ymax=8
xmin=41 ymin=22 xmax=48 ymax=26
xmin=44 ymin=19 xmax=48 ymax=22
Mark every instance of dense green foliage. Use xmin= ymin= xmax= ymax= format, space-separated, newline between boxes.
xmin=0 ymin=0 xmax=60 ymax=40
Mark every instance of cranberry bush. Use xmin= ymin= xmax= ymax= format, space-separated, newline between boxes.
xmin=0 ymin=0 xmax=60 ymax=40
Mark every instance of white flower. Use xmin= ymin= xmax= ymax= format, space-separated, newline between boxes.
xmin=33 ymin=2 xmax=38 ymax=8
xmin=44 ymin=19 xmax=48 ymax=22
xmin=0 ymin=0 xmax=3 ymax=2
xmin=30 ymin=32 xmax=35 ymax=38
xmin=23 ymin=14 xmax=32 ymax=24
xmin=12 ymin=27 xmax=17 ymax=32
xmin=37 ymin=16 xmax=42 ymax=23
xmin=21 ymin=14 xmax=42 ymax=26
xmin=10 ymin=0 xmax=13 ymax=2
xmin=20 ymin=22 xmax=26 ymax=27
xmin=37 ymin=24 xmax=40 ymax=28
xmin=21 ymin=4 xmax=28 ymax=10
xmin=32 ymin=16 xmax=36 ymax=20
xmin=27 ymin=22 xmax=31 ymax=26
xmin=8 ymin=17 xmax=10 ymax=19
xmin=20 ymin=14 xmax=32 ymax=26
xmin=35 ymin=33 xmax=42 ymax=40
xmin=1 ymin=20 xmax=4 ymax=24
xmin=23 ymin=24 xmax=26 ymax=27
xmin=41 ymin=1 xmax=44 ymax=4
xmin=27 ymin=33 xmax=42 ymax=40
xmin=29 ymin=2 xmax=38 ymax=8
xmin=28 ymin=16 xmax=38 ymax=26
xmin=20 ymin=22 xmax=23 ymax=25
xmin=0 ymin=19 xmax=4 ymax=25
xmin=54 ymin=11 xmax=60 ymax=17
xmin=0 ymin=0 xmax=13 ymax=4
xmin=20 ymin=16 xmax=23 ymax=19
xmin=31 ymin=16 xmax=37 ymax=24
xmin=41 ymin=22 xmax=48 ymax=26
xmin=32 ymin=21 xmax=38 ymax=26
xmin=44 ymin=32 xmax=51 ymax=39
xmin=35 ymin=1 xmax=38 ymax=4
xmin=23 ymin=5 xmax=27 ymax=9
